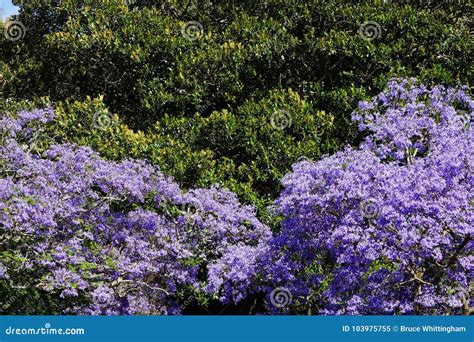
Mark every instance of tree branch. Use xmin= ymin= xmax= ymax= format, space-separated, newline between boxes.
xmin=432 ymin=235 xmax=471 ymax=285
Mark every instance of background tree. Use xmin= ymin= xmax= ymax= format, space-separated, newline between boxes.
xmin=2 ymin=0 xmax=472 ymax=225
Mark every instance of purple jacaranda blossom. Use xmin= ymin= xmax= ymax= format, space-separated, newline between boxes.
xmin=267 ymin=79 xmax=473 ymax=315
xmin=0 ymin=108 xmax=271 ymax=315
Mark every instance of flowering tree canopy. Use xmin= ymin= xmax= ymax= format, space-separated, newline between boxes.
xmin=1 ymin=79 xmax=472 ymax=315
xmin=268 ymin=79 xmax=473 ymax=314
xmin=0 ymin=109 xmax=270 ymax=314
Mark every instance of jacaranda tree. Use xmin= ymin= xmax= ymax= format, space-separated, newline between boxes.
xmin=267 ymin=79 xmax=473 ymax=315
xmin=0 ymin=108 xmax=270 ymax=314
xmin=0 ymin=79 xmax=472 ymax=315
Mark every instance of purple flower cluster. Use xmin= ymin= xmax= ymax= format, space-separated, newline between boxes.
xmin=269 ymin=79 xmax=473 ymax=314
xmin=0 ymin=110 xmax=270 ymax=314
xmin=1 ymin=79 xmax=472 ymax=315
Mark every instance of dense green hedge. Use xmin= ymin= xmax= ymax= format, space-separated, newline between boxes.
xmin=2 ymin=0 xmax=473 ymax=225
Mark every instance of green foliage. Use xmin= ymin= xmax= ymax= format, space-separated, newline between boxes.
xmin=3 ymin=89 xmax=336 ymax=226
xmin=1 ymin=0 xmax=472 ymax=316
xmin=2 ymin=0 xmax=472 ymax=225
xmin=4 ymin=0 xmax=472 ymax=124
